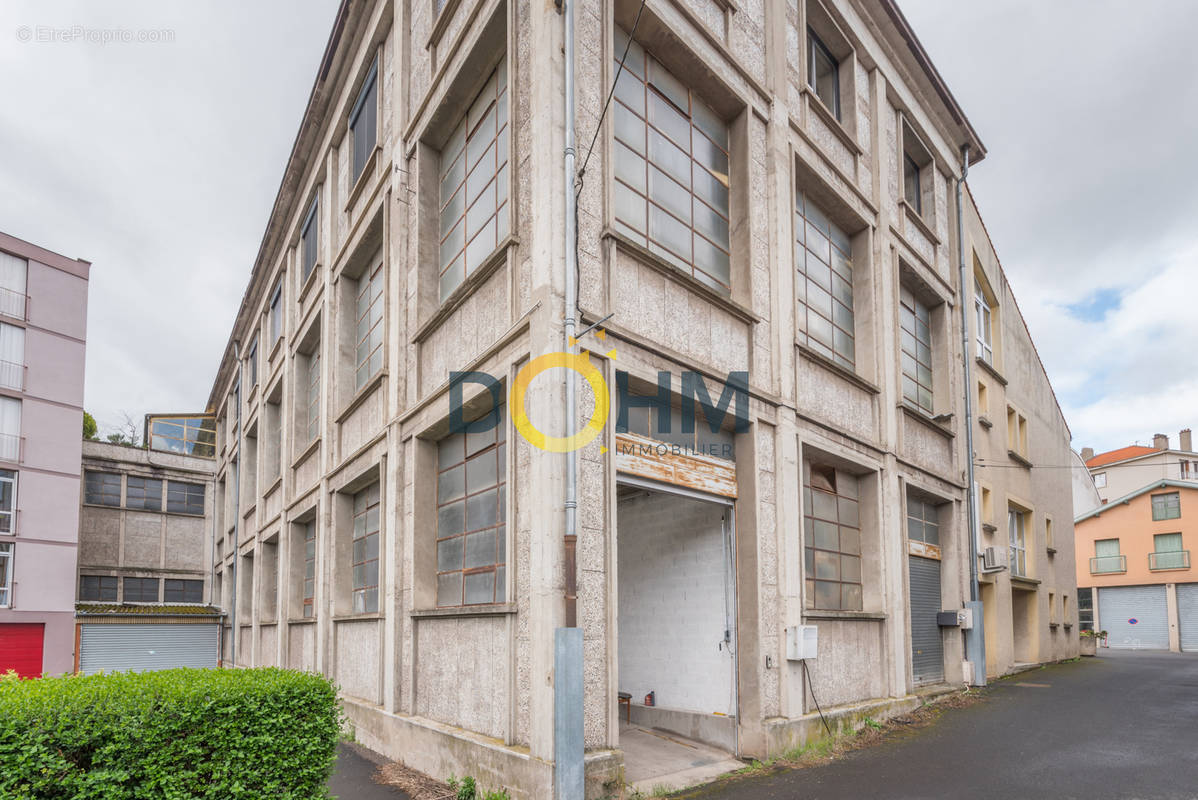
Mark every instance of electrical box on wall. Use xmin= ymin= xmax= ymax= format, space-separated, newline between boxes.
xmin=785 ymin=625 xmax=818 ymax=660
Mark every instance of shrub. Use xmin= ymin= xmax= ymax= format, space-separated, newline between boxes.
xmin=0 ymin=667 xmax=342 ymax=799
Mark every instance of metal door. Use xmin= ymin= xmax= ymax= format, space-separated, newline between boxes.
xmin=909 ymin=556 xmax=944 ymax=684
xmin=79 ymin=623 xmax=218 ymax=674
xmin=1098 ymin=585 xmax=1169 ymax=650
xmin=0 ymin=623 xmax=44 ymax=677
xmin=1178 ymin=584 xmax=1198 ymax=652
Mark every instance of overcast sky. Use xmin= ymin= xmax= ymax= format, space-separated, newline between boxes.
xmin=1 ymin=1 xmax=1195 ymax=454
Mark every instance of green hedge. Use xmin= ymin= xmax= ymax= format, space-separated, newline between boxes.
xmin=0 ymin=667 xmax=342 ymax=799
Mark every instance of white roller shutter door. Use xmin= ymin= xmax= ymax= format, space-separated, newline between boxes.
xmin=79 ymin=623 xmax=219 ymax=674
xmin=1098 ymin=586 xmax=1169 ymax=650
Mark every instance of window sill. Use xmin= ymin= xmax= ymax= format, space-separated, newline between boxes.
xmin=978 ymin=414 xmax=993 ymax=429
xmin=1048 ymin=622 xmax=1059 ymax=630
xmin=975 ymin=356 xmax=1007 ymax=386
xmin=900 ymin=199 xmax=940 ymax=247
xmin=333 ymin=613 xmax=382 ymax=622
xmin=1007 ymin=449 xmax=1033 ymax=469
xmin=263 ymin=475 xmax=283 ymax=498
xmin=1148 ymin=565 xmax=1190 ymax=573
xmin=1063 ymin=622 xmax=1073 ymax=630
xmin=241 ymin=502 xmax=257 ymax=520
xmin=802 ymin=85 xmax=862 ymax=157
xmin=414 ymin=234 xmax=517 ymax=344
xmin=899 ymin=402 xmax=955 ymax=439
xmin=288 ymin=616 xmax=318 ymax=625
xmin=426 ymin=0 xmax=463 ymax=50
xmin=1010 ymin=575 xmax=1041 ymax=589
xmin=268 ymin=334 xmax=284 ymax=364
xmin=982 ymin=522 xmax=997 ymax=534
xmin=804 ymin=609 xmax=886 ymax=621
xmin=796 ymin=342 xmax=881 ymax=394
xmin=604 ymin=228 xmax=761 ymax=326
xmin=292 ymin=436 xmax=321 ymax=470
xmin=344 ymin=147 xmax=381 ymax=212
xmin=298 ymin=261 xmax=322 ymax=304
xmin=411 ymin=603 xmax=516 ymax=619
xmin=1046 ymin=547 xmax=1057 ymax=557
xmin=336 ymin=369 xmax=387 ymax=424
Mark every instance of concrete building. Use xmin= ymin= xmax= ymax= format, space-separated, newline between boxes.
xmin=1074 ymin=481 xmax=1198 ymax=653
xmin=0 ymin=232 xmax=90 ymax=678
xmin=75 ymin=437 xmax=220 ymax=674
xmin=1081 ymin=431 xmax=1198 ymax=502
xmin=203 ymin=0 xmax=1078 ymax=795
xmin=964 ymin=190 xmax=1080 ymax=677
xmin=1071 ymin=449 xmax=1102 ymax=519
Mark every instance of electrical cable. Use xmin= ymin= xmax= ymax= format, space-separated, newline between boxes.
xmin=801 ymin=658 xmax=831 ymax=736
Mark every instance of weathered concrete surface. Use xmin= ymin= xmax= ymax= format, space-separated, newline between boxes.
xmin=687 ymin=650 xmax=1198 ymax=799
xmin=328 ymin=742 xmax=410 ymax=800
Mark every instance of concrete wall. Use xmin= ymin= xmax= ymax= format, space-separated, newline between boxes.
xmin=0 ymin=232 xmax=89 ymax=676
xmin=1090 ymin=447 xmax=1198 ymax=502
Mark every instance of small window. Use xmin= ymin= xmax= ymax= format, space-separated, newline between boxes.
xmin=126 ymin=476 xmax=162 ymax=511
xmin=900 ymin=285 xmax=933 ymax=413
xmin=903 ymin=153 xmax=921 ymax=214
xmin=269 ymin=283 xmax=283 ymax=344
xmin=148 ymin=416 xmax=217 ymax=458
xmin=301 ymin=198 xmax=319 ymax=282
xmin=85 ymin=471 xmax=121 ymax=506
xmin=1077 ymin=587 xmax=1094 ymax=632
xmin=1093 ymin=472 xmax=1107 ymax=489
xmin=80 ymin=574 xmax=118 ymax=602
xmin=1092 ymin=537 xmax=1123 ymax=574
xmin=906 ymin=495 xmax=939 ymax=546
xmin=436 ymin=403 xmax=507 ymax=607
xmin=1008 ymin=508 xmax=1027 ymax=577
xmin=350 ymin=59 xmax=379 ymax=184
xmin=352 ymin=484 xmax=381 ymax=614
xmin=437 ymin=59 xmax=510 ymax=302
xmin=302 ymin=520 xmax=317 ymax=618
xmin=1151 ymin=532 xmax=1187 ymax=570
xmin=1151 ymin=492 xmax=1181 ymax=521
xmin=1045 ymin=517 xmax=1054 ymax=550
xmin=807 ymin=28 xmax=840 ymax=119
xmin=803 ymin=463 xmax=862 ymax=611
xmin=0 ymin=469 xmax=15 ymax=533
xmin=975 ymin=283 xmax=994 ymax=365
xmin=123 ymin=577 xmax=159 ymax=603
xmin=0 ymin=542 xmax=13 ymax=606
xmin=167 ymin=481 xmax=205 ymax=515
xmin=305 ymin=350 xmax=321 ymax=442
xmin=164 ymin=579 xmax=203 ymax=603
xmin=248 ymin=335 xmax=259 ymax=388
xmin=355 ymin=264 xmax=385 ymax=390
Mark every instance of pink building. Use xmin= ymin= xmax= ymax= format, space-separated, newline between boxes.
xmin=0 ymin=232 xmax=90 ymax=677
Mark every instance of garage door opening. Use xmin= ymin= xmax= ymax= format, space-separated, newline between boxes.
xmin=616 ymin=480 xmax=740 ymax=788
xmin=0 ymin=623 xmax=44 ymax=678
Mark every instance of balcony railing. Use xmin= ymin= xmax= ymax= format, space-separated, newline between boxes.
xmin=0 ymin=287 xmax=26 ymax=321
xmin=0 ymin=433 xmax=23 ymax=464
xmin=1149 ymin=550 xmax=1190 ymax=571
xmin=1090 ymin=554 xmax=1127 ymax=574
xmin=0 ymin=360 xmax=25 ymax=391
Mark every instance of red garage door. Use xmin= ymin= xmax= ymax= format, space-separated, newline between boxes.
xmin=0 ymin=623 xmax=45 ymax=678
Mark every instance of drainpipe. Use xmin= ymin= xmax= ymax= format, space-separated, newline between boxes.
xmin=554 ymin=2 xmax=584 ymax=798
xmin=956 ymin=144 xmax=986 ymax=686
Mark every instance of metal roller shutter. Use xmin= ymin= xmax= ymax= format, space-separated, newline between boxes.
xmin=1178 ymin=584 xmax=1198 ymax=653
xmin=909 ymin=556 xmax=944 ymax=684
xmin=1098 ymin=586 xmax=1169 ymax=650
xmin=79 ymin=623 xmax=218 ymax=674
xmin=0 ymin=623 xmax=44 ymax=677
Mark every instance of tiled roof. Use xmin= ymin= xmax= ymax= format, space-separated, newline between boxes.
xmin=1085 ymin=446 xmax=1157 ymax=468
xmin=75 ymin=603 xmax=223 ymax=617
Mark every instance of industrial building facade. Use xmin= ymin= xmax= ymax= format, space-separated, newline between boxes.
xmin=204 ymin=0 xmax=1078 ymax=795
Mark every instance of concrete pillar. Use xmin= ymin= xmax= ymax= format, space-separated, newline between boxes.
xmin=1166 ymin=583 xmax=1180 ymax=653
xmin=1153 ymin=433 xmax=1168 ymax=450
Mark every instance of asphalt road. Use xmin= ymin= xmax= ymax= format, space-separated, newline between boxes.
xmin=328 ymin=742 xmax=410 ymax=800
xmin=686 ymin=650 xmax=1198 ymax=800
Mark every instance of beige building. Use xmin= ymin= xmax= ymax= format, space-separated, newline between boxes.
xmin=76 ymin=437 xmax=219 ymax=673
xmin=1082 ymin=431 xmax=1198 ymax=502
xmin=203 ymin=0 xmax=1077 ymax=795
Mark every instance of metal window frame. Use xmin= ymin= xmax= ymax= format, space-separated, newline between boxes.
xmin=803 ymin=467 xmax=863 ymax=611
xmin=806 ymin=27 xmax=840 ymax=120
xmin=435 ymin=410 xmax=508 ymax=608
xmin=164 ymin=578 xmax=203 ymax=603
xmin=269 ymin=282 xmax=283 ymax=344
xmin=85 ymin=470 xmax=122 ymax=506
xmin=974 ymin=287 xmax=993 ymax=364
xmin=906 ymin=493 xmax=940 ymax=546
xmin=0 ymin=468 xmax=16 ymax=533
xmin=302 ymin=520 xmax=316 ymax=617
xmin=1008 ymin=509 xmax=1028 ymax=577
xmin=350 ymin=58 xmax=379 ymax=182
xmin=611 ymin=36 xmax=732 ymax=293
xmin=0 ymin=541 xmax=11 ymax=606
xmin=148 ymin=416 xmax=217 ymax=458
xmin=123 ymin=576 xmax=160 ymax=603
xmin=80 ymin=574 xmax=118 ymax=602
xmin=795 ymin=190 xmax=856 ymax=369
xmin=125 ymin=475 xmax=163 ymax=512
xmin=301 ymin=197 xmax=320 ymax=281
xmin=1151 ymin=492 xmax=1181 ymax=521
xmin=247 ymin=334 xmax=259 ymax=387
xmin=166 ymin=480 xmax=205 ymax=515
xmin=351 ymin=484 xmax=381 ymax=613
xmin=306 ymin=349 xmax=321 ymax=442
xmin=354 ymin=264 xmax=384 ymax=390
xmin=900 ymin=285 xmax=934 ymax=413
xmin=903 ymin=152 xmax=922 ymax=214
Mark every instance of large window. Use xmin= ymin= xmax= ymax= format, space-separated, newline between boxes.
xmin=147 ymin=416 xmax=217 ymax=458
xmin=301 ymin=198 xmax=319 ymax=282
xmin=0 ymin=322 xmax=25 ymax=391
xmin=903 ymin=154 xmax=921 ymax=214
xmin=305 ymin=349 xmax=321 ymax=442
xmin=1151 ymin=492 xmax=1181 ymax=521
xmin=124 ymin=577 xmax=159 ymax=603
xmin=350 ymin=59 xmax=378 ymax=184
xmin=85 ymin=471 xmax=121 ymax=506
xmin=612 ymin=28 xmax=731 ymax=293
xmin=0 ymin=251 xmax=27 ymax=320
xmin=0 ymin=469 xmax=15 ymax=533
xmin=807 ymin=28 xmax=839 ymax=119
xmin=0 ymin=542 xmax=11 ymax=606
xmin=167 ymin=481 xmax=205 ymax=515
xmin=80 ymin=575 xmax=118 ymax=602
xmin=900 ymin=286 xmax=933 ymax=413
xmin=302 ymin=520 xmax=316 ymax=618
xmin=795 ymin=190 xmax=855 ymax=369
xmin=269 ymin=283 xmax=283 ymax=345
xmin=247 ymin=334 xmax=259 ymax=388
xmin=126 ymin=476 xmax=162 ymax=511
xmin=803 ymin=462 xmax=861 ymax=611
xmin=436 ymin=406 xmax=507 ymax=607
xmin=975 ymin=285 xmax=993 ymax=365
xmin=1008 ymin=508 xmax=1027 ymax=577
xmin=351 ymin=485 xmax=380 ymax=614
xmin=1151 ymin=532 xmax=1187 ymax=570
xmin=906 ymin=495 xmax=939 ymax=546
xmin=355 ymin=264 xmax=384 ymax=391
xmin=438 ymin=60 xmax=510 ymax=302
xmin=1077 ymin=587 xmax=1093 ymax=632
xmin=164 ymin=579 xmax=203 ymax=603
xmin=0 ymin=396 xmax=19 ymax=462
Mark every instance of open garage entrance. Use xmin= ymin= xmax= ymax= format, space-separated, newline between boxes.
xmin=616 ymin=477 xmax=741 ymax=791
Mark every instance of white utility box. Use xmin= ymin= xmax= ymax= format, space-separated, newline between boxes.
xmin=958 ymin=607 xmax=974 ymax=630
xmin=785 ymin=625 xmax=818 ymax=661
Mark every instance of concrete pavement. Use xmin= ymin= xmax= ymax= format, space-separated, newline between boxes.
xmin=328 ymin=742 xmax=411 ymax=800
xmin=685 ymin=651 xmax=1198 ymax=800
